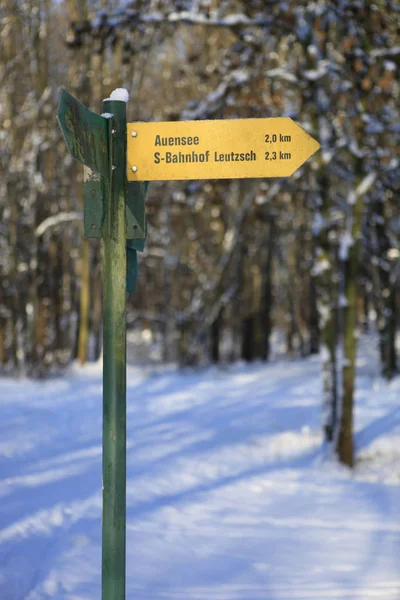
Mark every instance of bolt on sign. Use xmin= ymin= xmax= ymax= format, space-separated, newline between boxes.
xmin=127 ymin=118 xmax=320 ymax=181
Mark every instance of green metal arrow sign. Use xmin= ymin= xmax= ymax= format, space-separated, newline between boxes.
xmin=58 ymin=88 xmax=110 ymax=175
xmin=126 ymin=181 xmax=147 ymax=240
xmin=58 ymin=89 xmax=147 ymax=246
xmin=126 ymin=181 xmax=148 ymax=294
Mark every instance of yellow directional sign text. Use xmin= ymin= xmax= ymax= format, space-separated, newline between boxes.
xmin=127 ymin=118 xmax=319 ymax=181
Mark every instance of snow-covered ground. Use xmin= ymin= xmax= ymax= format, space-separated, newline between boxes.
xmin=0 ymin=342 xmax=399 ymax=600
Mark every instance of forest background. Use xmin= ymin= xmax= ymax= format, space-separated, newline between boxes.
xmin=0 ymin=0 xmax=399 ymax=467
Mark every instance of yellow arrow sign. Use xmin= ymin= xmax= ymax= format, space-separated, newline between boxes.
xmin=127 ymin=118 xmax=319 ymax=182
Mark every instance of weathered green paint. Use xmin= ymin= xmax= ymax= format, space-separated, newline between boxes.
xmin=57 ymin=89 xmax=109 ymax=174
xmin=126 ymin=246 xmax=138 ymax=295
xmin=126 ymin=181 xmax=148 ymax=294
xmin=126 ymin=181 xmax=147 ymax=239
xmin=127 ymin=223 xmax=147 ymax=253
xmin=101 ymin=98 xmax=127 ymax=600
xmin=125 ymin=217 xmax=148 ymax=295
xmin=83 ymin=168 xmax=103 ymax=238
xmin=107 ymin=104 xmax=121 ymax=240
xmin=126 ymin=234 xmax=148 ymax=295
xmin=126 ymin=230 xmax=147 ymax=295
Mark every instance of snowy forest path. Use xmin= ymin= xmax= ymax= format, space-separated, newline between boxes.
xmin=0 ymin=347 xmax=399 ymax=599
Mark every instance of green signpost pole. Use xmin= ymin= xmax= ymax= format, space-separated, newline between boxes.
xmin=101 ymin=97 xmax=127 ymax=600
xmin=58 ymin=88 xmax=147 ymax=600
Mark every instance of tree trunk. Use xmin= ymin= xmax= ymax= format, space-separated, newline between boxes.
xmin=336 ymin=169 xmax=375 ymax=466
xmin=309 ymin=274 xmax=320 ymax=355
xmin=241 ymin=316 xmax=255 ymax=362
xmin=260 ymin=215 xmax=275 ymax=361
xmin=313 ymin=163 xmax=338 ymax=443
xmin=372 ymin=196 xmax=397 ymax=379
xmin=321 ymin=305 xmax=338 ymax=443
xmin=211 ymin=308 xmax=222 ymax=363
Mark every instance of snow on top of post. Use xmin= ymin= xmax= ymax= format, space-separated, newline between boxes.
xmin=104 ymin=88 xmax=129 ymax=103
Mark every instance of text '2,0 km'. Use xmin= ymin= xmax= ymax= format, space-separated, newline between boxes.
xmin=127 ymin=118 xmax=320 ymax=181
